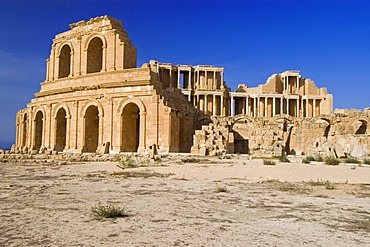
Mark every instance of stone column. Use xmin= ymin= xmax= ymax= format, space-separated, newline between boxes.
xmin=257 ymin=97 xmax=260 ymax=117
xmin=212 ymin=95 xmax=216 ymax=115
xmin=220 ymin=95 xmax=224 ymax=116
xmin=177 ymin=69 xmax=181 ymax=89
xmin=65 ymin=115 xmax=71 ymax=150
xmin=231 ymin=96 xmax=235 ymax=116
xmin=313 ymin=99 xmax=316 ymax=117
xmin=306 ymin=99 xmax=309 ymax=118
xmin=188 ymin=70 xmax=191 ymax=89
xmin=101 ymin=44 xmax=107 ymax=72
xmin=138 ymin=112 xmax=147 ymax=152
xmin=280 ymin=98 xmax=283 ymax=115
xmin=253 ymin=98 xmax=257 ymax=117
xmin=245 ymin=96 xmax=249 ymax=116
xmin=204 ymin=94 xmax=208 ymax=113
xmin=272 ymin=97 xmax=276 ymax=116
xmin=169 ymin=68 xmax=172 ymax=88
xmin=296 ymin=99 xmax=300 ymax=117
xmin=264 ymin=97 xmax=268 ymax=117
xmin=286 ymin=98 xmax=290 ymax=116
xmin=70 ymin=50 xmax=74 ymax=77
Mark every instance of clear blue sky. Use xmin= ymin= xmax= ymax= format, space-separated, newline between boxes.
xmin=1 ymin=0 xmax=370 ymax=149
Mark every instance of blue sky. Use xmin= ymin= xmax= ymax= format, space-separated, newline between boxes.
xmin=1 ymin=0 xmax=370 ymax=149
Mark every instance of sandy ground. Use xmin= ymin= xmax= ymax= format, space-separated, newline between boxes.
xmin=0 ymin=155 xmax=369 ymax=246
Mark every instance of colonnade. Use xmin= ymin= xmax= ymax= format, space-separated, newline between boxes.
xmin=230 ymin=94 xmax=323 ymax=118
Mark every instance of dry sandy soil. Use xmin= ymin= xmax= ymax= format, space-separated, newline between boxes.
xmin=0 ymin=155 xmax=369 ymax=246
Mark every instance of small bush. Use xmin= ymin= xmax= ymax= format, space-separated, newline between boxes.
xmin=345 ymin=157 xmax=361 ymax=164
xmin=279 ymin=155 xmax=290 ymax=163
xmin=215 ymin=186 xmax=228 ymax=193
xmin=302 ymin=156 xmax=316 ymax=164
xmin=363 ymin=158 xmax=370 ymax=165
xmin=324 ymin=157 xmax=339 ymax=166
xmin=118 ymin=154 xmax=137 ymax=168
xmin=90 ymin=204 xmax=129 ymax=220
xmin=263 ymin=159 xmax=276 ymax=166
xmin=315 ymin=155 xmax=324 ymax=162
xmin=325 ymin=182 xmax=336 ymax=190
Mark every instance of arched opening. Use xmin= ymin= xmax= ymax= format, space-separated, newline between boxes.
xmin=34 ymin=111 xmax=43 ymax=150
xmin=22 ymin=114 xmax=28 ymax=147
xmin=355 ymin=120 xmax=367 ymax=134
xmin=87 ymin=37 xmax=103 ymax=74
xmin=121 ymin=103 xmax=140 ymax=152
xmin=84 ymin=106 xmax=99 ymax=152
xmin=55 ymin=108 xmax=67 ymax=151
xmin=58 ymin=45 xmax=71 ymax=78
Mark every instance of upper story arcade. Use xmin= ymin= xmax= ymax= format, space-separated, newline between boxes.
xmin=39 ymin=15 xmax=138 ymax=96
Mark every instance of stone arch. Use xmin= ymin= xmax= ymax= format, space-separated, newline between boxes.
xmin=116 ymin=98 xmax=146 ymax=115
xmin=121 ymin=103 xmax=140 ymax=152
xmin=117 ymin=98 xmax=147 ymax=152
xmin=80 ymin=100 xmax=104 ymax=118
xmin=314 ymin=118 xmax=331 ymax=138
xmin=52 ymin=103 xmax=71 ymax=119
xmin=85 ymin=34 xmax=106 ymax=74
xmin=354 ymin=119 xmax=367 ymax=134
xmin=80 ymin=100 xmax=105 ymax=153
xmin=83 ymin=105 xmax=99 ymax=152
xmin=58 ymin=43 xmax=72 ymax=78
xmin=55 ymin=108 xmax=67 ymax=151
xmin=268 ymin=114 xmax=294 ymax=125
xmin=34 ymin=111 xmax=44 ymax=150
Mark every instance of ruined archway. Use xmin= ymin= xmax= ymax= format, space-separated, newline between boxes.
xmin=55 ymin=108 xmax=67 ymax=151
xmin=354 ymin=120 xmax=367 ymax=134
xmin=84 ymin=105 xmax=99 ymax=152
xmin=87 ymin=37 xmax=103 ymax=74
xmin=121 ymin=103 xmax=140 ymax=152
xmin=58 ymin=44 xmax=71 ymax=78
xmin=34 ymin=111 xmax=43 ymax=150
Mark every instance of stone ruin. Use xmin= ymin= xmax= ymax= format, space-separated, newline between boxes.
xmin=10 ymin=15 xmax=368 ymax=158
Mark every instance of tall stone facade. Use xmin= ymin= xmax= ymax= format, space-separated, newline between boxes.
xmin=14 ymin=15 xmax=368 ymax=157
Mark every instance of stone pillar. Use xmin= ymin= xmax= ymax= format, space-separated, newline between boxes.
xmin=257 ymin=97 xmax=260 ymax=117
xmin=231 ymin=96 xmax=235 ymax=116
xmin=138 ymin=112 xmax=147 ymax=152
xmin=188 ymin=70 xmax=191 ymax=89
xmin=70 ymin=50 xmax=74 ymax=77
xmin=264 ymin=97 xmax=268 ymax=117
xmin=306 ymin=99 xmax=309 ymax=118
xmin=313 ymin=99 xmax=316 ymax=117
xmin=220 ymin=72 xmax=224 ymax=89
xmin=245 ymin=96 xmax=249 ymax=116
xmin=65 ymin=115 xmax=71 ymax=150
xmin=280 ymin=98 xmax=283 ymax=115
xmin=212 ymin=95 xmax=216 ymax=115
xmin=286 ymin=98 xmax=290 ymax=116
xmin=220 ymin=95 xmax=224 ymax=116
xmin=101 ymin=44 xmax=107 ymax=72
xmin=169 ymin=68 xmax=172 ymax=88
xmin=273 ymin=97 xmax=276 ymax=116
xmin=297 ymin=99 xmax=300 ymax=117
xmin=204 ymin=94 xmax=208 ymax=113
xmin=213 ymin=71 xmax=216 ymax=89
xmin=177 ymin=69 xmax=181 ymax=89
xmin=253 ymin=98 xmax=257 ymax=117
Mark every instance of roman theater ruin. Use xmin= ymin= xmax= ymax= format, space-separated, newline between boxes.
xmin=14 ymin=15 xmax=370 ymax=157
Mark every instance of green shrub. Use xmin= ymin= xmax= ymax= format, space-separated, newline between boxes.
xmin=324 ymin=157 xmax=339 ymax=166
xmin=315 ymin=155 xmax=324 ymax=162
xmin=90 ymin=204 xmax=129 ymax=220
xmin=118 ymin=154 xmax=136 ymax=168
xmin=363 ymin=158 xmax=370 ymax=165
xmin=215 ymin=186 xmax=228 ymax=193
xmin=345 ymin=157 xmax=361 ymax=164
xmin=302 ymin=156 xmax=316 ymax=164
xmin=263 ymin=159 xmax=276 ymax=166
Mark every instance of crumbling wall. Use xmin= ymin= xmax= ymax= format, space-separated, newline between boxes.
xmin=191 ymin=109 xmax=370 ymax=158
